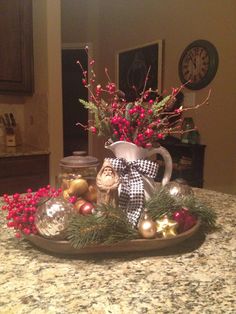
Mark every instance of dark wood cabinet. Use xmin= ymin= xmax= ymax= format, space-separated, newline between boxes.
xmin=0 ymin=0 xmax=34 ymax=94
xmin=156 ymin=142 xmax=205 ymax=187
xmin=0 ymin=154 xmax=49 ymax=195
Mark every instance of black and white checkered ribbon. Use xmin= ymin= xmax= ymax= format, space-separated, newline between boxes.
xmin=106 ymin=158 xmax=158 ymax=226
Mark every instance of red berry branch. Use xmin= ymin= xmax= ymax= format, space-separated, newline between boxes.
xmin=76 ymin=47 xmax=210 ymax=148
xmin=1 ymin=186 xmax=62 ymax=238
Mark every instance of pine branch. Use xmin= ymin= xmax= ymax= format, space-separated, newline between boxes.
xmin=180 ymin=196 xmax=217 ymax=229
xmin=66 ymin=214 xmax=108 ymax=248
xmin=99 ymin=204 xmax=139 ymax=244
xmin=66 ymin=205 xmax=138 ymax=249
xmin=145 ymin=188 xmax=179 ymax=219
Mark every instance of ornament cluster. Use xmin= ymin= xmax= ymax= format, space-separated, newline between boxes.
xmin=62 ymin=176 xmax=97 ymax=216
xmin=137 ymin=181 xmax=197 ymax=239
xmin=2 ymin=181 xmax=197 ymax=241
xmin=138 ymin=207 xmax=197 ymax=240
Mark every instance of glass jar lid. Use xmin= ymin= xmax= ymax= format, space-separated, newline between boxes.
xmin=60 ymin=152 xmax=99 ymax=168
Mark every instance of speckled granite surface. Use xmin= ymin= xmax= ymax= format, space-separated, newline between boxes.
xmin=0 ymin=144 xmax=49 ymax=158
xmin=0 ymin=189 xmax=235 ymax=314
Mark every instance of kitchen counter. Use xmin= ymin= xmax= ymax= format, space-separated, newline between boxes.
xmin=0 ymin=189 xmax=235 ymax=314
xmin=0 ymin=144 xmax=49 ymax=158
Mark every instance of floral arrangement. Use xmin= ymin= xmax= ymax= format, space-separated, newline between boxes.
xmin=0 ymin=48 xmax=216 ymax=253
xmin=77 ymin=47 xmax=211 ymax=148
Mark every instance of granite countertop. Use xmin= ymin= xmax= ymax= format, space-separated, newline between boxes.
xmin=0 ymin=189 xmax=235 ymax=314
xmin=0 ymin=144 xmax=49 ymax=158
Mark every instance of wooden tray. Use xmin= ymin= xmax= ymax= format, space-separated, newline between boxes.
xmin=25 ymin=219 xmax=200 ymax=255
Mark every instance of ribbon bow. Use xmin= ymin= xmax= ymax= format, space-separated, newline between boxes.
xmin=106 ymin=158 xmax=158 ymax=226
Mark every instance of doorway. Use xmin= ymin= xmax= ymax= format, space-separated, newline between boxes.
xmin=61 ymin=46 xmax=88 ymax=156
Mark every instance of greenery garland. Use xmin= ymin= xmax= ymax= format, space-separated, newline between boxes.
xmin=66 ymin=188 xmax=217 ymax=249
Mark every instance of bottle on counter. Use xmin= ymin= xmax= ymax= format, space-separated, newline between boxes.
xmin=181 ymin=117 xmax=200 ymax=144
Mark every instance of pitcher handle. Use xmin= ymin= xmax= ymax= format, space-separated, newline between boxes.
xmin=147 ymin=146 xmax=173 ymax=186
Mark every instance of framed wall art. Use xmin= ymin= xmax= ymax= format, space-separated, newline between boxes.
xmin=117 ymin=41 xmax=163 ymax=101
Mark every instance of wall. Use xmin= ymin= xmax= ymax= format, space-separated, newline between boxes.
xmin=0 ymin=0 xmax=63 ymax=187
xmin=61 ymin=0 xmax=236 ymax=194
xmin=28 ymin=0 xmax=63 ymax=186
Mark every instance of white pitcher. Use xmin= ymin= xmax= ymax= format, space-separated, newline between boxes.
xmin=105 ymin=141 xmax=173 ymax=200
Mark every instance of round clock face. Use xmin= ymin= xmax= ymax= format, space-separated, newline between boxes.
xmin=178 ymin=40 xmax=219 ymax=90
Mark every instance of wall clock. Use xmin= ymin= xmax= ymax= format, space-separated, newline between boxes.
xmin=178 ymin=40 xmax=219 ymax=90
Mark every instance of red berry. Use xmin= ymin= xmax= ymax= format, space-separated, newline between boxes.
xmin=90 ymin=126 xmax=97 ymax=134
xmin=145 ymin=128 xmax=154 ymax=138
xmin=146 ymin=142 xmax=152 ymax=148
xmin=140 ymin=113 xmax=145 ymax=119
xmin=23 ymin=228 xmax=31 ymax=235
xmin=29 ymin=216 xmax=35 ymax=223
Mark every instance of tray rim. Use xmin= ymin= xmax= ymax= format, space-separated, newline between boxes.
xmin=24 ymin=219 xmax=201 ymax=255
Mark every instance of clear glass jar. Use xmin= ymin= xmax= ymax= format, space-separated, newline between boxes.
xmin=58 ymin=152 xmax=99 ymax=206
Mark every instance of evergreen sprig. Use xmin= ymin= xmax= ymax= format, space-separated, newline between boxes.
xmin=145 ymin=188 xmax=179 ymax=219
xmin=178 ymin=196 xmax=217 ymax=228
xmin=66 ymin=214 xmax=108 ymax=248
xmin=66 ymin=204 xmax=139 ymax=249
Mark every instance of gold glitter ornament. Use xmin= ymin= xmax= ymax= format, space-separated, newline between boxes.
xmin=138 ymin=209 xmax=157 ymax=239
xmin=35 ymin=197 xmax=75 ymax=239
xmin=63 ymin=189 xmax=70 ymax=200
xmin=156 ymin=215 xmax=178 ymax=238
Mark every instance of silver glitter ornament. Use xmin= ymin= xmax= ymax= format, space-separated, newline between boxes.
xmin=35 ymin=197 xmax=75 ymax=239
xmin=164 ymin=178 xmax=193 ymax=197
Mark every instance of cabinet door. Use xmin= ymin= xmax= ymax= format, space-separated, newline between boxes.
xmin=0 ymin=0 xmax=34 ymax=94
xmin=0 ymin=154 xmax=49 ymax=195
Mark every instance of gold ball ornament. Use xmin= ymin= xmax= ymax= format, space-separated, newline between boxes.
xmin=35 ymin=197 xmax=75 ymax=239
xmin=156 ymin=215 xmax=179 ymax=238
xmin=68 ymin=178 xmax=89 ymax=196
xmin=63 ymin=189 xmax=70 ymax=200
xmin=138 ymin=210 xmax=157 ymax=239
xmin=83 ymin=184 xmax=97 ymax=202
